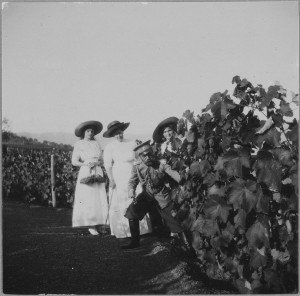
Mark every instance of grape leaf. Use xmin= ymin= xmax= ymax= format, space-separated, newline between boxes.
xmin=280 ymin=101 xmax=293 ymax=117
xmin=272 ymin=148 xmax=294 ymax=167
xmin=288 ymin=164 xmax=298 ymax=192
xmin=199 ymin=113 xmax=212 ymax=123
xmin=235 ymin=279 xmax=252 ymax=294
xmin=211 ymin=100 xmax=236 ymax=121
xmin=191 ymin=231 xmax=203 ymax=251
xmin=232 ymin=75 xmax=241 ymax=84
xmin=253 ymin=157 xmax=281 ymax=192
xmin=228 ymin=179 xmax=258 ymax=213
xmin=246 ymin=221 xmax=269 ymax=249
xmin=204 ymin=195 xmax=231 ymax=223
xmin=250 ymin=248 xmax=267 ymax=269
xmin=234 ymin=209 xmax=247 ymax=229
xmin=198 ymin=160 xmax=211 ymax=178
xmin=214 ymin=156 xmax=225 ymax=171
xmin=192 ymin=214 xmax=219 ymax=236
xmin=271 ymin=113 xmax=284 ymax=127
xmin=189 ymin=160 xmax=211 ymax=178
xmin=210 ymin=92 xmax=222 ymax=104
xmin=222 ymin=149 xmax=250 ymax=178
xmin=221 ymin=133 xmax=231 ymax=152
xmin=254 ymin=126 xmax=281 ymax=148
xmin=204 ymin=250 xmax=216 ymax=264
xmin=202 ymin=92 xmax=222 ymax=112
xmin=240 ymin=78 xmax=252 ymax=88
xmin=206 ymin=177 xmax=221 ymax=193
xmin=285 ymin=123 xmax=298 ymax=145
xmin=255 ymin=117 xmax=274 ymax=134
xmin=278 ymin=225 xmax=289 ymax=241
xmin=223 ymin=149 xmax=250 ymax=167
xmin=256 ymin=184 xmax=270 ymax=213
xmin=224 ymin=257 xmax=238 ymax=273
xmin=287 ymin=192 xmax=298 ymax=211
xmin=182 ymin=110 xmax=196 ymax=124
xmin=278 ymin=249 xmax=290 ymax=264
xmin=177 ymin=118 xmax=187 ymax=137
xmin=222 ymin=223 xmax=235 ymax=242
xmin=259 ymin=85 xmax=280 ymax=109
xmin=239 ymin=112 xmax=261 ymax=144
xmin=207 ymin=183 xmax=225 ymax=196
xmin=196 ymin=137 xmax=206 ymax=157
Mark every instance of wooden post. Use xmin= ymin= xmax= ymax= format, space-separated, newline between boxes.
xmin=51 ymin=154 xmax=56 ymax=207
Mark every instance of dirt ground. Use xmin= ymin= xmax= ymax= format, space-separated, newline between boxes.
xmin=2 ymin=199 xmax=236 ymax=295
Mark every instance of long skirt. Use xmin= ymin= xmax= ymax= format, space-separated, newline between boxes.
xmin=108 ymin=162 xmax=151 ymax=238
xmin=72 ymin=165 xmax=108 ymax=227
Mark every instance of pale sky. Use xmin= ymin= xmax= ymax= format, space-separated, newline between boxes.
xmin=2 ymin=1 xmax=299 ymax=136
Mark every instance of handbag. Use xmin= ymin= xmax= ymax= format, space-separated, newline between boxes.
xmin=80 ymin=166 xmax=106 ymax=185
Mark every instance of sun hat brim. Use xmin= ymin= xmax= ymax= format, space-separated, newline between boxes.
xmin=152 ymin=117 xmax=179 ymax=143
xmin=103 ymin=122 xmax=130 ymax=138
xmin=75 ymin=121 xmax=103 ymax=137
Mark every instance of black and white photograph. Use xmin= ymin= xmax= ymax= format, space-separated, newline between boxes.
xmin=2 ymin=1 xmax=299 ymax=294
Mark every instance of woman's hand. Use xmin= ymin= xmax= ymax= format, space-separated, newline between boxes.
xmin=86 ymin=162 xmax=96 ymax=169
xmin=86 ymin=160 xmax=103 ymax=168
xmin=109 ymin=179 xmax=116 ymax=189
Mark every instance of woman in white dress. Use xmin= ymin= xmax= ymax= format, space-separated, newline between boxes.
xmin=103 ymin=120 xmax=151 ymax=239
xmin=72 ymin=120 xmax=108 ymax=235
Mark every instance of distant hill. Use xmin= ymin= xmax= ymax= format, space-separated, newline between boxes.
xmin=16 ymin=132 xmax=152 ymax=148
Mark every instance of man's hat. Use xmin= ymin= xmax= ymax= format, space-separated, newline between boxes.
xmin=152 ymin=117 xmax=179 ymax=143
xmin=75 ymin=120 xmax=103 ymax=138
xmin=133 ymin=140 xmax=152 ymax=155
xmin=103 ymin=120 xmax=130 ymax=138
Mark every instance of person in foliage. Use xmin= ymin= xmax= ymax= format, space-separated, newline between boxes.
xmin=152 ymin=116 xmax=185 ymax=235
xmin=72 ymin=121 xmax=108 ymax=235
xmin=153 ymin=116 xmax=182 ymax=164
xmin=103 ymin=120 xmax=151 ymax=239
xmin=121 ymin=140 xmax=194 ymax=256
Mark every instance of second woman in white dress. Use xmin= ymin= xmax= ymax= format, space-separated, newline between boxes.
xmin=103 ymin=120 xmax=152 ymax=238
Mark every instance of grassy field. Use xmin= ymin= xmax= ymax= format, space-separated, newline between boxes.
xmin=2 ymin=199 xmax=236 ymax=295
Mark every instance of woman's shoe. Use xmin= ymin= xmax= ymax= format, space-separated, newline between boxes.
xmin=88 ymin=227 xmax=99 ymax=235
xmin=97 ymin=226 xmax=107 ymax=234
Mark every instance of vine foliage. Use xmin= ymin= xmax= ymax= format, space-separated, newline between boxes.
xmin=157 ymin=76 xmax=298 ymax=293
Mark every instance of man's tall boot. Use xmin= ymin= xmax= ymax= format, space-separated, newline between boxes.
xmin=148 ymin=208 xmax=168 ymax=237
xmin=121 ymin=219 xmax=140 ymax=249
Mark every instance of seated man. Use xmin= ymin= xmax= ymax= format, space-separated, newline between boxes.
xmin=122 ymin=140 xmax=193 ymax=255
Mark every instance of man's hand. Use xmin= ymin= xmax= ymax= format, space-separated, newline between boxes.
xmin=159 ymin=158 xmax=167 ymax=165
xmin=128 ymin=189 xmax=136 ymax=199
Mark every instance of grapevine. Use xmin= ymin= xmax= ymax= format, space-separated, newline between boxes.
xmin=154 ymin=76 xmax=298 ymax=293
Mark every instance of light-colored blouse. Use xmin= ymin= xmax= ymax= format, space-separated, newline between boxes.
xmin=72 ymin=139 xmax=103 ymax=165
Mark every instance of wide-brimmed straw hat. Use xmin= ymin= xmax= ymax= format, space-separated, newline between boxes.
xmin=75 ymin=120 xmax=103 ymax=138
xmin=152 ymin=117 xmax=179 ymax=143
xmin=103 ymin=120 xmax=130 ymax=138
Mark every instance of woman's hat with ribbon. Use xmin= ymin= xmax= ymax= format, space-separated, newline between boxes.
xmin=103 ymin=120 xmax=130 ymax=138
xmin=152 ymin=117 xmax=179 ymax=143
xmin=75 ymin=120 xmax=103 ymax=137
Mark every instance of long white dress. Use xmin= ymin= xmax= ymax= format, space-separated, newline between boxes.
xmin=72 ymin=139 xmax=108 ymax=227
xmin=104 ymin=139 xmax=152 ymax=238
